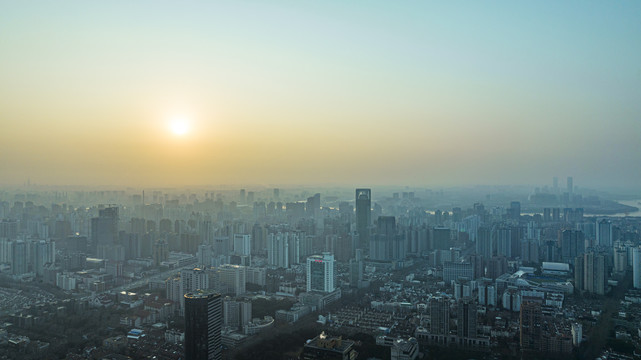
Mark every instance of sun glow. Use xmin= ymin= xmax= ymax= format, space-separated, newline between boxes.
xmin=170 ymin=119 xmax=190 ymax=136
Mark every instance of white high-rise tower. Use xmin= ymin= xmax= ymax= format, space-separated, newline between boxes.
xmin=306 ymin=252 xmax=335 ymax=293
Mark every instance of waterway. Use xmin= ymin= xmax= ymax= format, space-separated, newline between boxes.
xmin=607 ymin=199 xmax=641 ymax=217
xmin=522 ymin=199 xmax=641 ymax=218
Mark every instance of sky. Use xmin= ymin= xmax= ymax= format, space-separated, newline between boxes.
xmin=1 ymin=1 xmax=640 ymax=190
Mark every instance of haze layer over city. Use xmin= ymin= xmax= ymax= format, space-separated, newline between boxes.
xmin=1 ymin=1 xmax=640 ymax=190
xmin=1 ymin=1 xmax=640 ymax=360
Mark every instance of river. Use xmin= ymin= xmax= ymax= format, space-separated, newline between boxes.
xmin=607 ymin=199 xmax=641 ymax=217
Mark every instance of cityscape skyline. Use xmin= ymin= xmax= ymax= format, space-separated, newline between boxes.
xmin=1 ymin=1 xmax=640 ymax=190
xmin=1 ymin=183 xmax=640 ymax=358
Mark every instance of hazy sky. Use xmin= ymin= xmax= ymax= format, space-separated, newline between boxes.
xmin=1 ymin=1 xmax=640 ymax=190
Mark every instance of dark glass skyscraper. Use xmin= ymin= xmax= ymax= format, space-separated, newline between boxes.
xmin=184 ymin=290 xmax=222 ymax=360
xmin=355 ymin=188 xmax=371 ymax=251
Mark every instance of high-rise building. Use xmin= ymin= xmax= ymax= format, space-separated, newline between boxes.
xmin=306 ymin=252 xmax=335 ymax=293
xmin=574 ymin=255 xmax=584 ymax=291
xmin=182 ymin=268 xmax=209 ymax=295
xmin=32 ymin=239 xmax=55 ymax=276
xmin=596 ymin=219 xmax=612 ymax=248
xmin=267 ymin=232 xmax=290 ymax=269
xmin=432 ymin=227 xmax=450 ymax=250
xmin=510 ymin=201 xmax=521 ymax=221
xmin=613 ymin=246 xmax=628 ymax=274
xmin=153 ymin=239 xmax=168 ymax=266
xmin=429 ymin=296 xmax=450 ymax=336
xmin=91 ymin=207 xmax=118 ymax=258
xmin=577 ymin=252 xmax=607 ymax=295
xmin=184 ymin=290 xmax=222 ymax=360
xmin=495 ymin=227 xmax=512 ymax=258
xmin=560 ymin=230 xmax=584 ymax=262
xmin=355 ymin=189 xmax=372 ymax=251
xmin=166 ymin=275 xmax=182 ymax=307
xmin=486 ymin=256 xmax=508 ymax=280
xmin=218 ymin=264 xmax=246 ymax=296
xmin=457 ymin=298 xmax=477 ymax=338
xmin=233 ymin=234 xmax=251 ymax=256
xmin=370 ymin=216 xmax=400 ymax=261
xmin=478 ymin=283 xmax=497 ymax=307
xmin=11 ymin=240 xmax=27 ymax=275
xmin=476 ymin=227 xmax=493 ymax=259
xmin=567 ymin=176 xmax=573 ymax=195
xmin=251 ymin=224 xmax=267 ymax=256
xmin=0 ymin=219 xmax=18 ymax=239
xmin=306 ymin=193 xmax=321 ymax=218
xmin=223 ymin=297 xmax=252 ymax=329
xmin=197 ymin=244 xmax=212 ymax=268
xmin=633 ymin=247 xmax=641 ymax=289
xmin=520 ymin=300 xmax=543 ymax=353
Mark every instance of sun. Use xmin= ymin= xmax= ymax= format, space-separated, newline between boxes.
xmin=170 ymin=119 xmax=190 ymax=136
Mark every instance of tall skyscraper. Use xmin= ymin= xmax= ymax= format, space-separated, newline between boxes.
xmin=633 ymin=247 xmax=641 ymax=289
xmin=596 ymin=219 xmax=612 ymax=248
xmin=567 ymin=176 xmax=573 ymax=195
xmin=306 ymin=252 xmax=335 ymax=293
xmin=355 ymin=188 xmax=371 ymax=251
xmin=184 ymin=290 xmax=222 ymax=360
xmin=457 ymin=298 xmax=477 ymax=338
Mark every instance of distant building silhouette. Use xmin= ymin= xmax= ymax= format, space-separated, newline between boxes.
xmin=355 ymin=189 xmax=371 ymax=251
xmin=91 ymin=207 xmax=118 ymax=258
xmin=370 ymin=216 xmax=399 ymax=261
